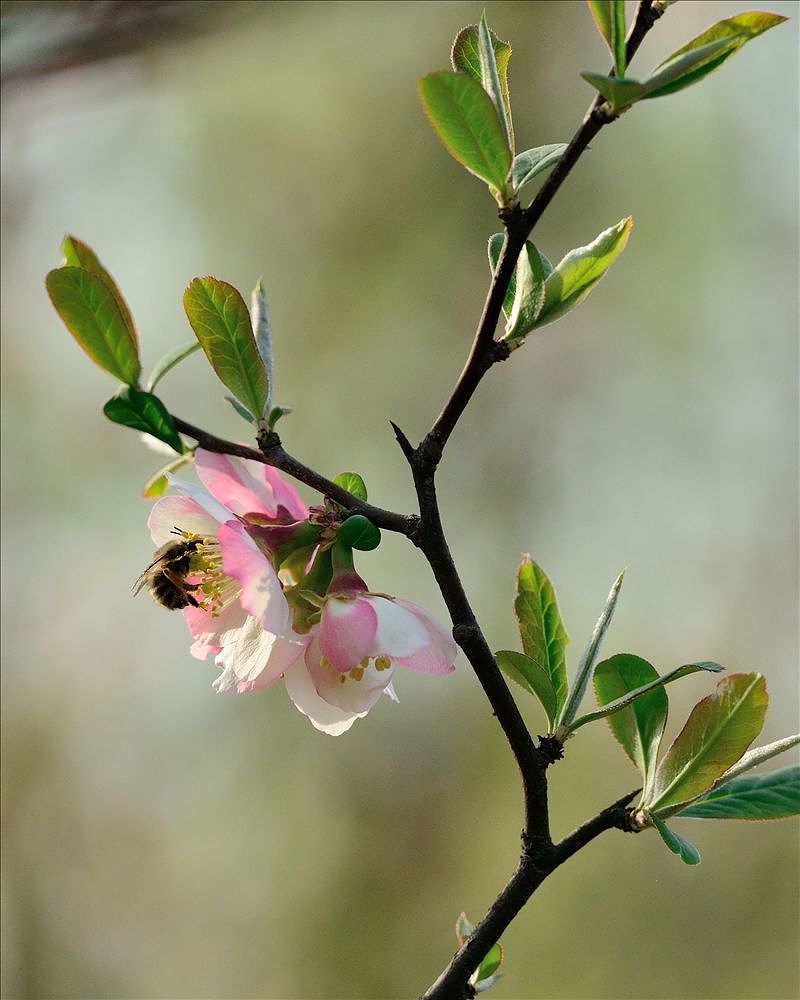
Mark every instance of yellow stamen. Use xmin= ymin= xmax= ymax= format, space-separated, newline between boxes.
xmin=375 ymin=655 xmax=391 ymax=671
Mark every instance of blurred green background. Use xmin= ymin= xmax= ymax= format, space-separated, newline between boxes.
xmin=2 ymin=2 xmax=798 ymax=998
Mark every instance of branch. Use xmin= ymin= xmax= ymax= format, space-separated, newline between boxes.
xmin=171 ymin=415 xmax=415 ymax=536
xmin=421 ymin=789 xmax=640 ymax=1000
xmin=420 ymin=0 xmax=662 ymax=468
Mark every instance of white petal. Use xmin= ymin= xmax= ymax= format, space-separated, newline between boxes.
xmin=370 ymin=596 xmax=430 ymax=657
xmin=217 ymin=615 xmax=304 ymax=686
xmin=147 ymin=495 xmax=221 ymax=545
xmin=165 ymin=473 xmax=237 ymax=526
xmin=283 ymin=660 xmax=364 ymax=736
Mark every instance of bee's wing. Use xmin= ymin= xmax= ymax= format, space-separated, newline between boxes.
xmin=132 ymin=562 xmax=158 ymax=595
xmin=131 ymin=542 xmax=175 ymax=594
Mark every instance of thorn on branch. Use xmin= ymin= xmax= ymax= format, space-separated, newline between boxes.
xmin=389 ymin=420 xmax=415 ymax=464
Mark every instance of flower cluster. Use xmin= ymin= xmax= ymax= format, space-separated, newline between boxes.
xmin=145 ymin=449 xmax=456 ymax=734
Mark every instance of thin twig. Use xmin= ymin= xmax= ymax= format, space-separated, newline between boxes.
xmin=421 ymin=790 xmax=640 ymax=1000
xmin=171 ymin=415 xmax=415 ymax=536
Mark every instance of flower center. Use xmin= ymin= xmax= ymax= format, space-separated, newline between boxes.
xmin=320 ymin=654 xmax=393 ymax=683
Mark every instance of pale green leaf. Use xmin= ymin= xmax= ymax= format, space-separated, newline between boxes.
xmin=146 ymin=341 xmax=202 ymax=392
xmin=504 ymin=242 xmax=545 ymax=343
xmin=510 ymin=144 xmax=568 ymax=193
xmin=478 ymin=12 xmax=513 ymax=152
xmin=556 ymin=570 xmax=624 ymax=731
xmin=580 ymin=71 xmax=645 ymax=112
xmin=535 ymin=217 xmax=632 ymax=329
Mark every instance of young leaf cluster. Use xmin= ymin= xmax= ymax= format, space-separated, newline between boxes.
xmin=582 ymin=10 xmax=786 ymax=115
xmin=496 ymin=557 xmax=799 ymax=864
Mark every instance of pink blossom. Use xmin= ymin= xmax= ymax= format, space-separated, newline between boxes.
xmin=283 ymin=592 xmax=456 ymax=736
xmin=147 ymin=449 xmax=308 ymax=692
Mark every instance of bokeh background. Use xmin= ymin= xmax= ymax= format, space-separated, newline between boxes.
xmin=2 ymin=2 xmax=798 ymax=998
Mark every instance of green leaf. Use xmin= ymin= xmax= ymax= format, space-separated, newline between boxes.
xmin=338 ymin=515 xmax=381 ymax=552
xmin=647 ymin=11 xmax=787 ymax=98
xmin=651 ymin=814 xmax=701 ymax=865
xmin=223 ymin=395 xmax=256 ymax=425
xmin=142 ymin=453 xmax=193 ymax=498
xmin=647 ymin=673 xmax=768 ymax=813
xmin=535 ymin=217 xmax=632 ymax=329
xmin=590 ymin=654 xmax=665 ymax=790
xmin=495 ymin=650 xmax=558 ymax=729
xmin=268 ymin=405 xmax=292 ymax=428
xmin=183 ymin=277 xmax=269 ymax=422
xmin=475 ymin=941 xmax=503 ymax=983
xmin=640 ymin=36 xmax=743 ymax=100
xmin=657 ymin=734 xmax=800 ymax=818
xmin=504 ymin=242 xmax=546 ymax=344
xmin=418 ymin=71 xmax=512 ymax=198
xmin=583 ymin=657 xmax=723 ymax=794
xmin=676 ymin=766 xmax=800 ymax=821
xmin=488 ymin=236 xmax=553 ymax=320
xmin=477 ymin=12 xmax=513 ymax=152
xmin=251 ymin=279 xmax=274 ymax=412
xmin=488 ymin=234 xmax=516 ymax=317
xmin=103 ymin=386 xmax=183 ymax=454
xmin=333 ymin=471 xmax=368 ymax=502
xmin=60 ymin=236 xmax=138 ymax=348
xmin=46 ymin=266 xmax=141 ymax=386
xmin=146 ymin=341 xmax=202 ymax=392
xmin=556 ymin=570 xmax=624 ymax=732
xmin=587 ymin=1 xmax=627 ymax=77
xmin=510 ymin=144 xmax=568 ymax=194
xmin=514 ymin=556 xmax=569 ymax=718
xmin=451 ymin=21 xmax=513 ymax=152
xmin=580 ymin=71 xmax=646 ymax=113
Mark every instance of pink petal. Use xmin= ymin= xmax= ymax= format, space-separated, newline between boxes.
xmin=189 ymin=637 xmax=221 ymax=661
xmin=196 ymin=449 xmax=307 ymax=521
xmin=147 ymin=495 xmax=221 ymax=546
xmin=319 ymin=596 xmax=377 ymax=672
xmin=183 ymin=596 xmax=250 ymax=650
xmin=217 ymin=521 xmax=290 ymax=636
xmin=388 ymin=599 xmax=457 ymax=674
xmin=369 ymin=596 xmax=431 ymax=656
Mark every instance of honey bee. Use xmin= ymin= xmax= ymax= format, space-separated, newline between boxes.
xmin=132 ymin=536 xmax=201 ymax=610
